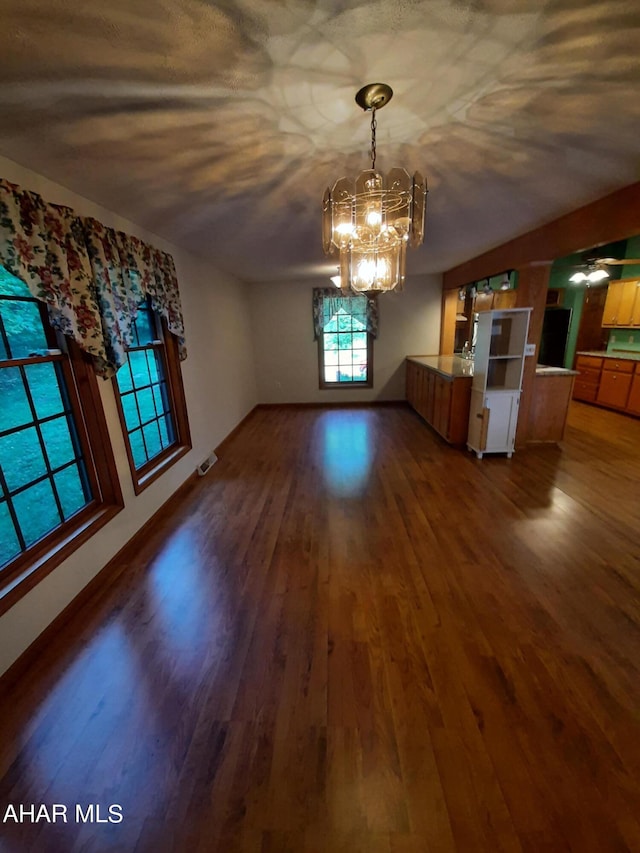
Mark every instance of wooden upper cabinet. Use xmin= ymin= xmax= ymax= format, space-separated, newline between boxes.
xmin=492 ymin=290 xmax=518 ymax=310
xmin=618 ymin=280 xmax=638 ymax=326
xmin=602 ymin=281 xmax=623 ymax=326
xmin=602 ymin=279 xmax=640 ymax=327
xmin=471 ymin=290 xmax=518 ymax=314
xmin=474 ymin=291 xmax=494 ymax=313
xmin=632 ymin=282 xmax=640 ymax=326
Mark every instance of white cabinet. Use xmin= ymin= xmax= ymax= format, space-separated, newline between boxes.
xmin=467 ymin=308 xmax=531 ymax=459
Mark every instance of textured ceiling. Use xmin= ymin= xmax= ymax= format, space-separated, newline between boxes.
xmin=0 ymin=0 xmax=639 ymax=283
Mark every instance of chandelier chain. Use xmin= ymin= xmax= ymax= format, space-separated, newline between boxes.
xmin=370 ymin=108 xmax=377 ymax=170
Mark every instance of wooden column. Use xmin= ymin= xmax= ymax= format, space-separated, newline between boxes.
xmin=440 ymin=288 xmax=459 ymax=354
xmin=514 ymin=265 xmax=549 ymax=448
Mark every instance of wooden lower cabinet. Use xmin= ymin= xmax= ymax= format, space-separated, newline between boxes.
xmin=597 ymin=367 xmax=633 ymax=410
xmin=573 ymin=379 xmax=599 ymax=403
xmin=627 ymin=373 xmax=640 ymax=415
xmin=573 ymin=353 xmax=640 ymax=416
xmin=434 ymin=375 xmax=452 ymax=436
xmin=573 ymin=365 xmax=600 ymax=402
xmin=573 ymin=355 xmax=603 ymax=402
xmin=406 ymin=360 xmax=471 ymax=444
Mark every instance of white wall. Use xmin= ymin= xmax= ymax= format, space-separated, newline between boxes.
xmin=0 ymin=155 xmax=258 ymax=675
xmin=249 ymin=275 xmax=443 ymax=403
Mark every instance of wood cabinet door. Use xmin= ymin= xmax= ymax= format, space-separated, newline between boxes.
xmin=617 ymin=280 xmax=638 ymax=327
xmin=492 ymin=290 xmax=517 ymax=310
xmin=575 ymin=355 xmax=603 ymax=371
xmin=433 ymin=375 xmax=443 ymax=433
xmin=631 ymin=282 xmax=640 ymax=326
xmin=416 ymin=366 xmax=427 ymax=418
xmin=426 ymin=369 xmax=436 ymax=423
xmin=573 ymin=359 xmax=601 ymax=401
xmin=406 ymin=362 xmax=417 ymax=407
xmin=596 ymin=370 xmax=632 ymax=409
xmin=434 ymin=376 xmax=452 ymax=437
xmin=408 ymin=362 xmax=420 ymax=409
xmin=474 ymin=292 xmax=493 ymax=313
xmin=602 ymin=282 xmax=623 ymax=326
xmin=627 ymin=373 xmax=640 ymax=415
xmin=573 ymin=380 xmax=599 ymax=402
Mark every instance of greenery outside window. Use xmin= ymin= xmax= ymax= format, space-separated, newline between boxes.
xmin=113 ymin=296 xmax=190 ymax=493
xmin=318 ymin=298 xmax=373 ymax=389
xmin=0 ymin=267 xmax=122 ymax=612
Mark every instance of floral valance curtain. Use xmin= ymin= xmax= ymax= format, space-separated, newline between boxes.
xmin=0 ymin=177 xmax=186 ymax=377
xmin=312 ymin=287 xmax=379 ymax=340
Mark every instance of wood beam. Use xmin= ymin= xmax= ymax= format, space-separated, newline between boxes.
xmin=443 ymin=181 xmax=640 ymax=291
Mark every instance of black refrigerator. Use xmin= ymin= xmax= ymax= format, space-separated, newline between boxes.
xmin=539 ymin=307 xmax=572 ymax=367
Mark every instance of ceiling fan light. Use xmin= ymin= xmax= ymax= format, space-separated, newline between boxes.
xmin=587 ymin=268 xmax=610 ymax=282
xmin=569 ymin=271 xmax=587 ymax=283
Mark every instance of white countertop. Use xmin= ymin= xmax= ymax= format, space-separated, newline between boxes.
xmin=408 ymin=355 xmax=579 ymax=378
xmin=577 ymin=350 xmax=640 ymax=363
xmin=406 ymin=355 xmax=474 ymax=378
xmin=535 ymin=365 xmax=579 ymax=376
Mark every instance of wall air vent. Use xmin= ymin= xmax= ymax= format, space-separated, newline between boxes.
xmin=196 ymin=452 xmax=218 ymax=477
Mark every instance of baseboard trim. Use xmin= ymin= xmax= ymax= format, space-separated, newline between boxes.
xmin=214 ymin=405 xmax=259 ymax=457
xmin=0 ymin=470 xmax=199 ymax=696
xmin=255 ymin=400 xmax=408 ymax=410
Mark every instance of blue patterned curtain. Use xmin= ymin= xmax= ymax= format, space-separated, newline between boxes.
xmin=312 ymin=288 xmax=379 ymax=340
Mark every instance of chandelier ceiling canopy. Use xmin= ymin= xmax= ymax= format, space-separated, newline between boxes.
xmin=322 ymin=83 xmax=428 ymax=294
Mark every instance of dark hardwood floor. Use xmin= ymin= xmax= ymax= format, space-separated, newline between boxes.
xmin=1 ymin=401 xmax=640 ymax=852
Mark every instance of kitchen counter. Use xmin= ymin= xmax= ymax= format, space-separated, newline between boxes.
xmin=529 ymin=368 xmax=577 ymax=443
xmin=409 ymin=357 xmax=580 ymax=379
xmin=576 ymin=350 xmax=640 ymax=363
xmin=407 ymin=357 xmax=577 ymax=445
xmin=536 ymin=365 xmax=579 ymax=376
xmin=407 ymin=354 xmax=475 ymax=379
xmin=405 ymin=357 xmax=473 ymax=444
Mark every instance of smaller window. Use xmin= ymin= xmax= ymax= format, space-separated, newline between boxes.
xmin=318 ymin=298 xmax=373 ymax=389
xmin=113 ymin=297 xmax=191 ymax=493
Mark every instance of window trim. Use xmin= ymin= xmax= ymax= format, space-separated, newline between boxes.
xmin=0 ymin=320 xmax=123 ymax=615
xmin=112 ymin=310 xmax=191 ymax=495
xmin=317 ymin=325 xmax=374 ymax=390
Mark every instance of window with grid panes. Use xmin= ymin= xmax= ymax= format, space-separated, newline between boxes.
xmin=318 ymin=296 xmax=373 ymax=389
xmin=0 ymin=267 xmax=122 ymax=608
xmin=114 ymin=296 xmax=190 ymax=493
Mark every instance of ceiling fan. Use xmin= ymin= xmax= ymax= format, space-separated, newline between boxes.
xmin=533 ymin=253 xmax=640 ymax=284
xmin=585 ymin=256 xmax=640 ymax=267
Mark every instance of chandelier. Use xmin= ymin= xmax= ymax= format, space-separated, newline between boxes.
xmin=322 ymin=83 xmax=427 ymax=293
